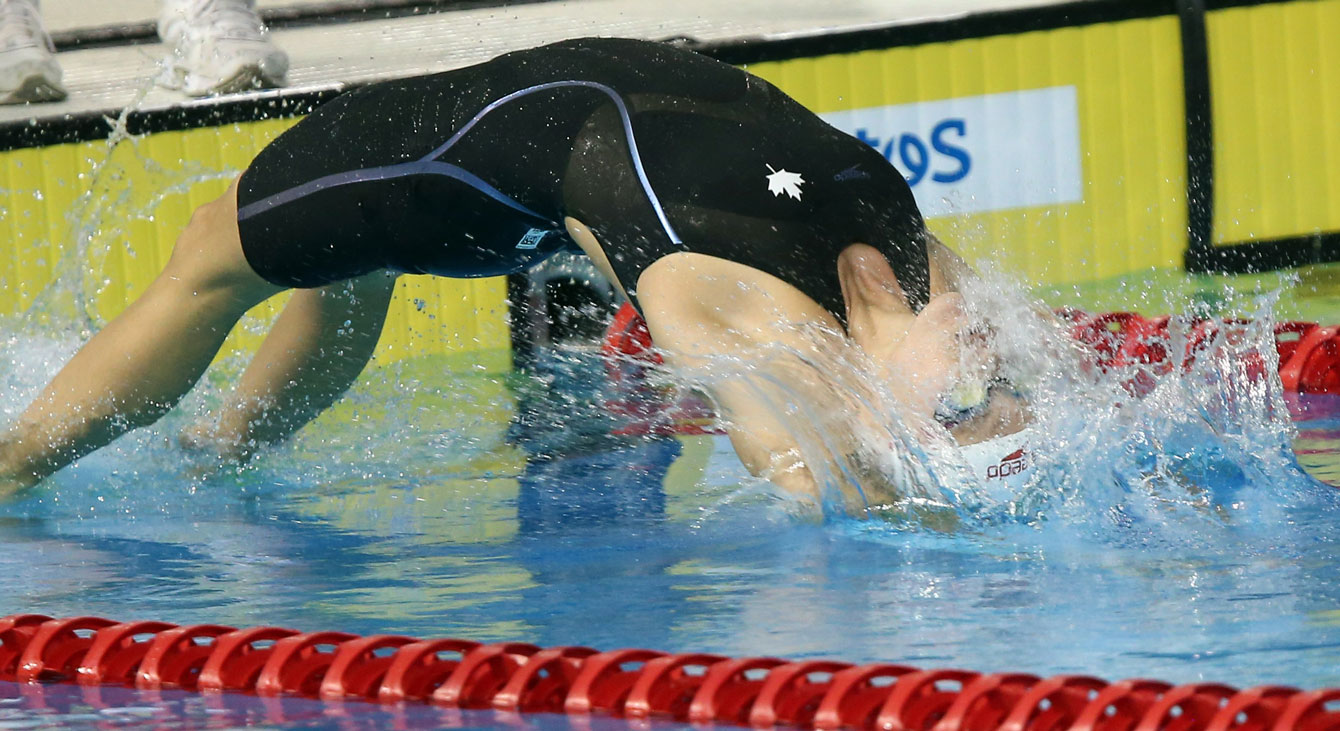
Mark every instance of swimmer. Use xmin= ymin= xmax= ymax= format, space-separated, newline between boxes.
xmin=0 ymin=37 xmax=1031 ymax=504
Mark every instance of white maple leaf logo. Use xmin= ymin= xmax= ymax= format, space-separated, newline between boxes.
xmin=765 ymin=164 xmax=805 ymax=200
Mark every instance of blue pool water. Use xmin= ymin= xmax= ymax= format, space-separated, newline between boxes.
xmin=2 ymin=321 xmax=1340 ymax=674
xmin=0 ymin=680 xmax=671 ymax=729
xmin=1 ymin=263 xmax=1340 ymax=727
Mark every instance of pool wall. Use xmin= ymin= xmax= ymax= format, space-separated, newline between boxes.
xmin=0 ymin=0 xmax=1334 ymax=368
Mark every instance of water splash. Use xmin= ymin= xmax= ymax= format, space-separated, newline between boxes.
xmin=662 ymin=259 xmax=1333 ymax=538
xmin=1012 ymin=305 xmax=1330 ymax=548
xmin=15 ymin=71 xmax=238 ymax=337
xmin=0 ymin=65 xmax=268 ymax=514
xmin=658 ymin=321 xmax=968 ymax=526
xmin=0 ymin=67 xmax=1330 ymax=542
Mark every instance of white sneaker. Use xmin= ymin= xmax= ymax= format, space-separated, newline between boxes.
xmin=0 ymin=0 xmax=66 ymax=104
xmin=158 ymin=0 xmax=288 ymax=96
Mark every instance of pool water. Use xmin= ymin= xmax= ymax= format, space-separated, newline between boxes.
xmin=1 ymin=265 xmax=1340 ymax=728
xmin=0 ymin=679 xmax=675 ymax=729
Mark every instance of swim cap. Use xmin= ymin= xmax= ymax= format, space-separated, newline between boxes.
xmin=957 ymin=426 xmax=1037 ymax=491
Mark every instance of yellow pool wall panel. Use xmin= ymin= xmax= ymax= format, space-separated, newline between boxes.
xmin=0 ymin=119 xmax=511 ymax=372
xmin=1207 ymin=0 xmax=1340 ymax=246
xmin=745 ymin=14 xmax=1189 ymax=290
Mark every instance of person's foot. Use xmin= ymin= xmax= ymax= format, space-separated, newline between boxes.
xmin=158 ymin=0 xmax=288 ymax=96
xmin=0 ymin=0 xmax=66 ymax=105
xmin=178 ymin=420 xmax=244 ymax=459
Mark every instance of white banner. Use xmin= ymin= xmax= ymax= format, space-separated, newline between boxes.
xmin=820 ymin=86 xmax=1083 ymax=218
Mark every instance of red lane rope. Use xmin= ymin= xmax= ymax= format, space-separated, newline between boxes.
xmin=4 ymin=615 xmax=1339 ymax=730
xmin=1052 ymin=309 xmax=1340 ymax=396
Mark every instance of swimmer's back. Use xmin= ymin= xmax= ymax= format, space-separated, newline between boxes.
xmin=237 ymin=37 xmax=929 ymax=315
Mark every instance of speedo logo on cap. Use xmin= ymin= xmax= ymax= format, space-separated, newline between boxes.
xmin=986 ymin=448 xmax=1029 ymax=480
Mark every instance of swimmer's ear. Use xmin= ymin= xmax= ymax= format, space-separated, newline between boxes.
xmin=839 ymin=244 xmax=912 ymax=351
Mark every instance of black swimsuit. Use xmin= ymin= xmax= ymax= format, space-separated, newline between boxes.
xmin=236 ymin=37 xmax=930 ymax=318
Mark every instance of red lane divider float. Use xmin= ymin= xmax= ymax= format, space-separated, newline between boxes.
xmin=3 ymin=615 xmax=1340 ymax=730
xmin=602 ymin=303 xmax=1340 ymax=435
xmin=1053 ymin=310 xmax=1340 ymax=397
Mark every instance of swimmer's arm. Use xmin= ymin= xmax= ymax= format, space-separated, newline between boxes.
xmin=680 ymin=346 xmax=902 ymax=514
xmin=651 ymin=323 xmax=854 ymax=504
xmin=926 ymin=232 xmax=976 ymax=293
xmin=703 ymin=354 xmax=852 ymax=501
xmin=927 ymin=231 xmax=1064 ymax=332
xmin=636 ymin=255 xmax=881 ymax=510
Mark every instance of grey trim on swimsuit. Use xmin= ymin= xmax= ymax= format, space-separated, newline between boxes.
xmin=236 ymin=80 xmax=684 ymax=246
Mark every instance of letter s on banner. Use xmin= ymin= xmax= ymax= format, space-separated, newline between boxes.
xmin=930 ymin=119 xmax=970 ymax=184
xmin=822 ymin=86 xmax=1082 ymax=217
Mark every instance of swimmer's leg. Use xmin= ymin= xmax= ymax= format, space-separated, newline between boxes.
xmin=184 ymin=270 xmax=399 ymax=459
xmin=0 ymin=181 xmax=282 ymax=497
